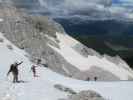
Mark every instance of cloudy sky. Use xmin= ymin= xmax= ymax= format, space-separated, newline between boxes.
xmin=35 ymin=0 xmax=133 ymax=20
xmin=2 ymin=0 xmax=133 ymax=20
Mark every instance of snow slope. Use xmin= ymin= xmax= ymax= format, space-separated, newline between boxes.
xmin=0 ymin=32 xmax=68 ymax=100
xmin=0 ymin=32 xmax=133 ymax=100
xmin=48 ymin=32 xmax=133 ymax=80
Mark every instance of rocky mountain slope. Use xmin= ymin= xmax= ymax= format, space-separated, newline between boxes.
xmin=0 ymin=3 xmax=133 ymax=81
xmin=0 ymin=33 xmax=133 ymax=100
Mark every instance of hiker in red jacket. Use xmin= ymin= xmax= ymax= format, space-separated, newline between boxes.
xmin=7 ymin=61 xmax=23 ymax=83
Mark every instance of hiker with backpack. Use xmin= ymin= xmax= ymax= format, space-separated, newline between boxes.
xmin=7 ymin=61 xmax=23 ymax=83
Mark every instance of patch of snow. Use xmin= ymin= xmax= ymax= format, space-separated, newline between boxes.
xmin=56 ymin=32 xmax=79 ymax=47
xmin=0 ymin=18 xmax=3 ymax=22
xmin=44 ymin=34 xmax=57 ymax=43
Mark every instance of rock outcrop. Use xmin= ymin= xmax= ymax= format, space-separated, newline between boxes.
xmin=0 ymin=3 xmax=79 ymax=77
xmin=63 ymin=90 xmax=105 ymax=100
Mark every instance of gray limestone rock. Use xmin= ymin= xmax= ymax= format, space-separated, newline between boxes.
xmin=54 ymin=84 xmax=77 ymax=95
xmin=65 ymin=90 xmax=105 ymax=100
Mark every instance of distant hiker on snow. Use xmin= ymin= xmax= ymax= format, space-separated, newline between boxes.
xmin=7 ymin=61 xmax=23 ymax=83
xmin=31 ymin=59 xmax=41 ymax=77
xmin=94 ymin=76 xmax=98 ymax=81
xmin=31 ymin=65 xmax=37 ymax=77
xmin=37 ymin=59 xmax=41 ymax=65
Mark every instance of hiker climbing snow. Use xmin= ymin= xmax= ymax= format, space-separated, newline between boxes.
xmin=31 ymin=59 xmax=41 ymax=77
xmin=7 ymin=61 xmax=23 ymax=83
xmin=31 ymin=65 xmax=38 ymax=77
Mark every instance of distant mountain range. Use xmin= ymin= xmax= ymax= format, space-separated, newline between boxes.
xmin=54 ymin=18 xmax=133 ymax=36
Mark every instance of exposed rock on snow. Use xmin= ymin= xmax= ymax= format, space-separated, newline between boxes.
xmin=64 ymin=90 xmax=105 ymax=100
xmin=54 ymin=84 xmax=77 ymax=94
xmin=0 ymin=37 xmax=4 ymax=42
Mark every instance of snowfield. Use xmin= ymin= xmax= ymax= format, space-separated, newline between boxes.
xmin=0 ymin=32 xmax=133 ymax=100
xmin=49 ymin=32 xmax=133 ymax=80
